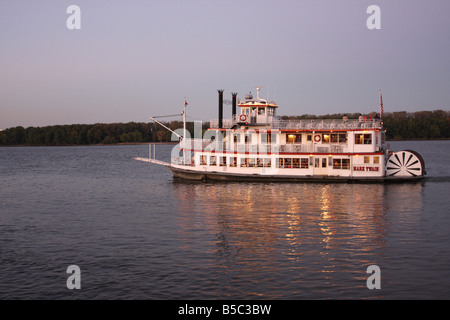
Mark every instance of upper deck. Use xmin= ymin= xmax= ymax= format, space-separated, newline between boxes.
xmin=210 ymin=117 xmax=383 ymax=131
xmin=211 ymin=87 xmax=382 ymax=131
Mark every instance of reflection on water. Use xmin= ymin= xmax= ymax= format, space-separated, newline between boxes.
xmin=2 ymin=143 xmax=446 ymax=299
xmin=172 ymin=182 xmax=424 ymax=298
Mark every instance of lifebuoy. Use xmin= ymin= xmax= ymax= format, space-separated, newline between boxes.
xmin=314 ymin=134 xmax=321 ymax=142
xmin=239 ymin=114 xmax=247 ymax=122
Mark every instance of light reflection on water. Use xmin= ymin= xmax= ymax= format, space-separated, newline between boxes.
xmin=172 ymin=181 xmax=424 ymax=299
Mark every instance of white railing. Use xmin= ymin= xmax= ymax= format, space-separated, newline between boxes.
xmin=210 ymin=117 xmax=383 ymax=130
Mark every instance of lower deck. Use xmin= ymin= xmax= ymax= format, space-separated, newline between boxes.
xmin=174 ymin=151 xmax=386 ymax=178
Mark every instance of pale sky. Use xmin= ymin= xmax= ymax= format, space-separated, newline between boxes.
xmin=1 ymin=0 xmax=450 ymax=129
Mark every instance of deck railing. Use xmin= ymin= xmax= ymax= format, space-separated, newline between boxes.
xmin=210 ymin=117 xmax=383 ymax=130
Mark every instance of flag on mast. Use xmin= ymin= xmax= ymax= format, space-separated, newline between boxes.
xmin=184 ymin=98 xmax=188 ymax=107
xmin=379 ymin=90 xmax=384 ymax=116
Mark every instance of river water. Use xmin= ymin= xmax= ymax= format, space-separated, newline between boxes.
xmin=0 ymin=140 xmax=449 ymax=299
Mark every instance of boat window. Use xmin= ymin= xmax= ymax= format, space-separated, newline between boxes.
xmin=275 ymin=158 xmax=309 ymax=169
xmin=342 ymin=159 xmax=350 ymax=169
xmin=240 ymin=158 xmax=248 ymax=167
xmin=373 ymin=156 xmax=379 ymax=164
xmin=234 ymin=134 xmax=241 ymax=144
xmin=333 ymin=158 xmax=350 ymax=169
xmin=307 ymin=135 xmax=312 ymax=142
xmin=263 ymin=158 xmax=271 ymax=168
xmin=245 ymin=134 xmax=252 ymax=144
xmin=261 ymin=133 xmax=272 ymax=144
xmin=248 ymin=158 xmax=256 ymax=167
xmin=330 ymin=133 xmax=346 ymax=143
xmin=331 ymin=134 xmax=338 ymax=143
xmin=321 ymin=134 xmax=330 ymax=143
xmin=219 ymin=156 xmax=227 ymax=167
xmin=256 ymin=159 xmax=263 ymax=167
xmin=284 ymin=158 xmax=292 ymax=168
xmin=210 ymin=156 xmax=217 ymax=165
xmin=200 ymin=155 xmax=207 ymax=165
xmin=364 ymin=156 xmax=370 ymax=164
xmin=322 ymin=158 xmax=327 ymax=168
xmin=230 ymin=157 xmax=237 ymax=167
xmin=301 ymin=158 xmax=309 ymax=169
xmin=355 ymin=133 xmax=372 ymax=144
xmin=286 ymin=134 xmax=302 ymax=144
xmin=276 ymin=158 xmax=283 ymax=168
xmin=333 ymin=159 xmax=341 ymax=169
xmin=258 ymin=108 xmax=265 ymax=115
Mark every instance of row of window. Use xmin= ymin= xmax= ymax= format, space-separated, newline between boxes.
xmin=199 ymin=156 xmax=379 ymax=169
xmin=228 ymin=133 xmax=373 ymax=144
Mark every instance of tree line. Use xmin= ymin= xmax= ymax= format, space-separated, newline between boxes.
xmin=0 ymin=110 xmax=449 ymax=146
xmin=0 ymin=121 xmax=210 ymax=146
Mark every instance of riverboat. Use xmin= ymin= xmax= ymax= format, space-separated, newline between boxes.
xmin=135 ymin=88 xmax=426 ymax=182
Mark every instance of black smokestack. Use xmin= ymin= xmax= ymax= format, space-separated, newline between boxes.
xmin=231 ymin=92 xmax=237 ymax=118
xmin=218 ymin=89 xmax=224 ymax=129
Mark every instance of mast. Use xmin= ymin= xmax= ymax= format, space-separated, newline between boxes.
xmin=379 ymin=90 xmax=384 ymax=119
xmin=183 ymin=98 xmax=187 ymax=141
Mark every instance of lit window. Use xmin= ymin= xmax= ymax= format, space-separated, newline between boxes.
xmin=286 ymin=134 xmax=302 ymax=143
xmin=364 ymin=156 xmax=370 ymax=164
xmin=355 ymin=133 xmax=372 ymax=144
xmin=333 ymin=159 xmax=341 ymax=169
xmin=332 ymin=158 xmax=350 ymax=169
xmin=374 ymin=156 xmax=379 ymax=164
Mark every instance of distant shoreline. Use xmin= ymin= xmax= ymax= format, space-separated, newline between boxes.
xmin=0 ymin=142 xmax=179 ymax=147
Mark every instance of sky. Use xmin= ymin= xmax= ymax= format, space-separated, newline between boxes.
xmin=1 ymin=0 xmax=450 ymax=129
